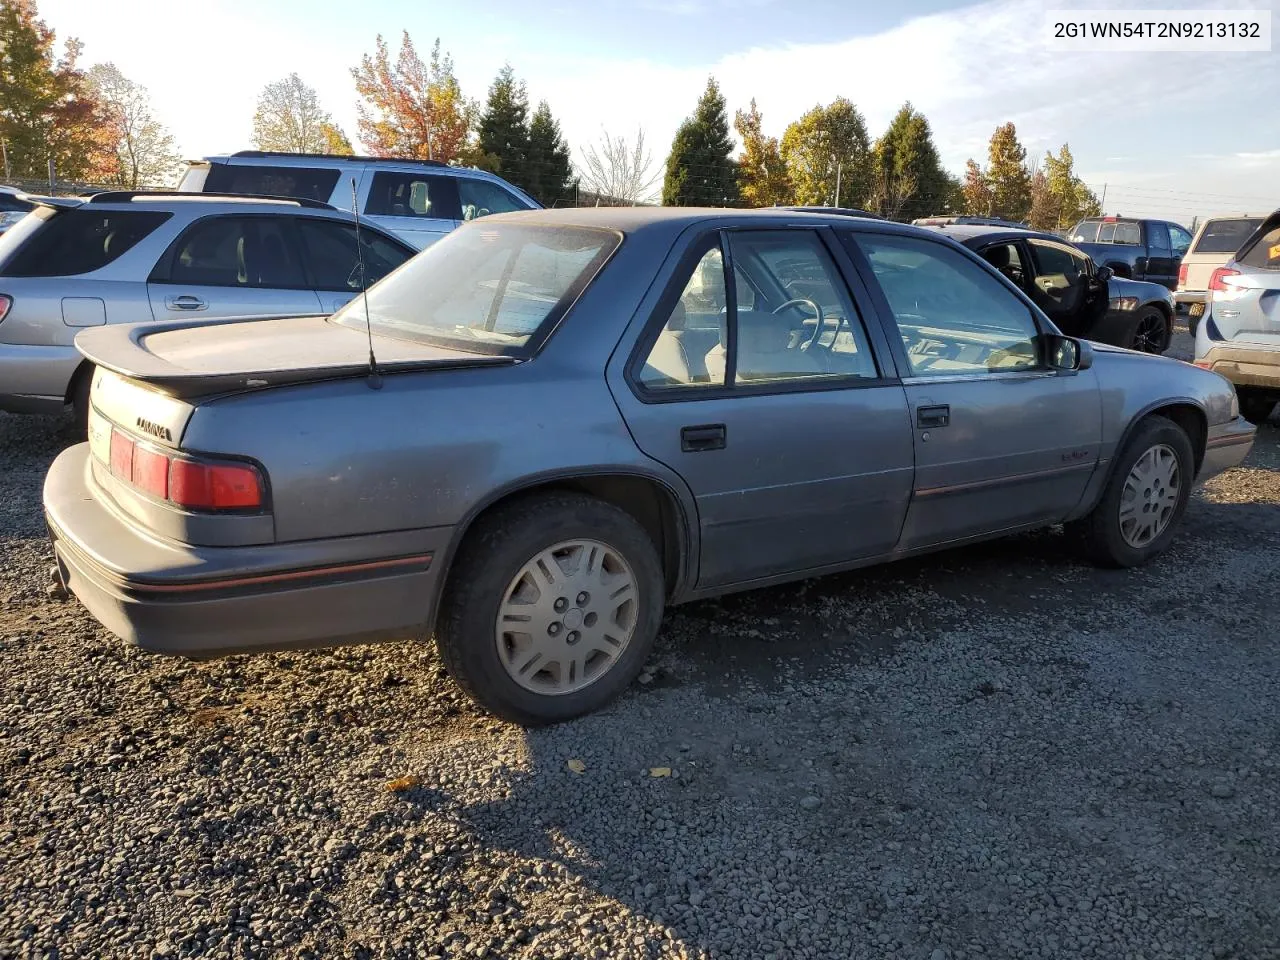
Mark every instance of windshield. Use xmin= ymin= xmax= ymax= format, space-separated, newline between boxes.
xmin=1194 ymin=218 xmax=1265 ymax=255
xmin=331 ymin=222 xmax=620 ymax=355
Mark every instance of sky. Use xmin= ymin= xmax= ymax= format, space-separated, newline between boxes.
xmin=39 ymin=0 xmax=1280 ymax=225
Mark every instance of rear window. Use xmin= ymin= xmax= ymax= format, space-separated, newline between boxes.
xmin=1238 ymin=223 xmax=1280 ymax=270
xmin=0 ymin=208 xmax=171 ymax=277
xmin=203 ymin=163 xmax=340 ymax=203
xmin=1193 ymin=218 xmax=1266 ymax=255
xmin=0 ymin=192 xmax=34 ymax=213
xmin=331 ymin=224 xmax=619 ymax=356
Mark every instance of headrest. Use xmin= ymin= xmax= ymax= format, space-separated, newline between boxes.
xmin=667 ymin=299 xmax=686 ymax=331
xmin=985 ymin=244 xmax=1011 ymax=268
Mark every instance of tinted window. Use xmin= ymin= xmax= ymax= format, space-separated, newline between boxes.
xmin=295 ymin=219 xmax=413 ymax=291
xmin=0 ymin=209 xmax=171 ymax=278
xmin=363 ymin=172 xmax=461 ymax=220
xmin=979 ymin=242 xmax=1026 ymax=286
xmin=161 ymin=217 xmax=306 ymax=288
xmin=203 ymin=163 xmax=340 ymax=203
xmin=1068 ymin=221 xmax=1099 ymax=243
xmin=0 ymin=192 xmax=33 ymax=213
xmin=1238 ymin=223 xmax=1280 ymax=270
xmin=1113 ymin=222 xmax=1141 ymax=245
xmin=857 ymin=232 xmax=1039 ymax=377
xmin=331 ymin=224 xmax=618 ymax=356
xmin=1170 ymin=224 xmax=1192 ymax=256
xmin=1193 ymin=218 xmax=1265 ymax=254
xmin=459 ymin=180 xmax=529 ymax=221
xmin=1148 ymin=221 xmax=1171 ymax=258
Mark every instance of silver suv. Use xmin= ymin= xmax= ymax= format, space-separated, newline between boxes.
xmin=177 ymin=151 xmax=541 ymax=250
xmin=0 ymin=190 xmax=415 ymax=426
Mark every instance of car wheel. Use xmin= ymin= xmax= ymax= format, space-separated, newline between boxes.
xmin=1237 ymin=389 xmax=1275 ymax=426
xmin=435 ymin=492 xmax=665 ymax=726
xmin=1129 ymin=308 xmax=1168 ymax=353
xmin=1067 ymin=416 xmax=1194 ymax=569
xmin=70 ymin=370 xmax=91 ymax=438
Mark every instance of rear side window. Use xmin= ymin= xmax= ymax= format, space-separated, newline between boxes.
xmin=203 ymin=163 xmax=340 ymax=203
xmin=157 ymin=216 xmax=306 ymax=288
xmin=1194 ymin=218 xmax=1265 ymax=254
xmin=459 ymin=180 xmax=530 ymax=221
xmin=363 ymin=172 xmax=462 ymax=220
xmin=1238 ymin=223 xmax=1280 ymax=270
xmin=295 ymin=219 xmax=413 ymax=291
xmin=1068 ymin=221 xmax=1099 ymax=243
xmin=0 ymin=209 xmax=171 ymax=278
xmin=1113 ymin=222 xmax=1141 ymax=245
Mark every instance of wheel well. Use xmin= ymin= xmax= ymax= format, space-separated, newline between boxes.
xmin=63 ymin=360 xmax=91 ymax=406
xmin=1150 ymin=403 xmax=1207 ymax=472
xmin=1108 ymin=262 xmax=1132 ymax=279
xmin=451 ymin=475 xmax=686 ymax=600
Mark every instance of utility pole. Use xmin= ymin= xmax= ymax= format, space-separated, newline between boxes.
xmin=1099 ymin=182 xmax=1107 ymax=213
xmin=1 ymin=141 xmax=8 ymax=179
xmin=48 ymin=157 xmax=56 ymax=194
xmin=834 ymin=161 xmax=842 ymax=208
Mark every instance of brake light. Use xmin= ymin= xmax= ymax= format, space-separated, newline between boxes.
xmin=102 ymin=426 xmax=264 ymax=512
xmin=1208 ymin=267 xmax=1240 ymax=292
xmin=0 ymin=294 xmax=10 ymax=323
xmin=1177 ymin=263 xmax=1188 ymax=287
xmin=1103 ymin=216 xmax=1117 ymax=222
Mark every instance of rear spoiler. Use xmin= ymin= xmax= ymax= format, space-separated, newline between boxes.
xmin=20 ymin=193 xmax=82 ymax=210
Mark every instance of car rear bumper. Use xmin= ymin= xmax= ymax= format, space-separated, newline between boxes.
xmin=1197 ymin=342 xmax=1280 ymax=390
xmin=43 ymin=444 xmax=451 ymax=658
xmin=1174 ymin=291 xmax=1206 ymax=306
xmin=0 ymin=343 xmax=81 ymax=415
xmin=1198 ymin=416 xmax=1255 ymax=484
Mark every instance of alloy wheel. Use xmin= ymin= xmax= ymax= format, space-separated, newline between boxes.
xmin=1119 ymin=443 xmax=1180 ymax=548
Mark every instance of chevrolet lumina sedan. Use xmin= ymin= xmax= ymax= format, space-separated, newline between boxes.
xmin=44 ymin=208 xmax=1255 ymax=725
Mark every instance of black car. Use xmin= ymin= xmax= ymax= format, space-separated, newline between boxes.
xmin=921 ymin=223 xmax=1175 ymax=353
xmin=1066 ymin=216 xmax=1192 ymax=291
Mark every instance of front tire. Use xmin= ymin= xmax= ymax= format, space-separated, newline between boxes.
xmin=1129 ymin=307 xmax=1169 ymax=353
xmin=435 ymin=492 xmax=665 ymax=726
xmin=1067 ymin=416 xmax=1194 ymax=568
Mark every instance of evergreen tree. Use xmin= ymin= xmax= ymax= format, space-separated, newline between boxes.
xmin=662 ymin=77 xmax=739 ymax=207
xmin=734 ymin=98 xmax=792 ymax=207
xmin=477 ymin=64 xmax=530 ymax=188
xmin=779 ymin=97 xmax=872 ymax=208
xmin=870 ymin=102 xmax=949 ymax=220
xmin=985 ymin=122 xmax=1031 ymax=222
xmin=525 ymin=100 xmax=575 ymax=205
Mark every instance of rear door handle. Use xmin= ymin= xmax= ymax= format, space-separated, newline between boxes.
xmin=681 ymin=423 xmax=727 ymax=452
xmin=916 ymin=404 xmax=950 ymax=428
xmin=165 ymin=295 xmax=207 ymax=311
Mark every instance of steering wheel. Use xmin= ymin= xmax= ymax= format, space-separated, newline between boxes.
xmin=772 ymin=298 xmax=826 ymax=349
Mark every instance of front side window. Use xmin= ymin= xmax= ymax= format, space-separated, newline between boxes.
xmin=160 ymin=216 xmax=306 ymax=288
xmin=295 ymin=219 xmax=414 ymax=292
xmin=331 ymin=223 xmax=618 ymax=355
xmin=203 ymin=163 xmax=340 ymax=203
xmin=1193 ymin=218 xmax=1263 ymax=255
xmin=1148 ymin=221 xmax=1172 ymax=258
xmin=364 ymin=172 xmax=461 ymax=220
xmin=1170 ymin=224 xmax=1193 ymax=256
xmin=979 ymin=242 xmax=1026 ymax=286
xmin=459 ymin=180 xmax=529 ymax=221
xmin=856 ymin=232 xmax=1040 ymax=377
xmin=1028 ymin=240 xmax=1089 ymax=312
xmin=0 ymin=208 xmax=172 ymax=278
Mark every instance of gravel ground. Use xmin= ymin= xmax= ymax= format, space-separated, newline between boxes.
xmin=3 ymin=321 xmax=1279 ymax=960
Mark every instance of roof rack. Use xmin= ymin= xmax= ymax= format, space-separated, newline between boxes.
xmin=85 ymin=190 xmax=336 ymax=210
xmin=229 ymin=149 xmax=448 ymax=168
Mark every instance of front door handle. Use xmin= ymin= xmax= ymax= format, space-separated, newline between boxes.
xmin=681 ymin=423 xmax=727 ymax=452
xmin=916 ymin=404 xmax=950 ymax=428
xmin=165 ymin=295 xmax=207 ymax=311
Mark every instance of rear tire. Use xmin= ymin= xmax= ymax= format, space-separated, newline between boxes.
xmin=1067 ymin=416 xmax=1194 ymax=568
xmin=70 ymin=369 xmax=91 ymax=438
xmin=434 ymin=492 xmax=665 ymax=726
xmin=1237 ymin=389 xmax=1275 ymax=426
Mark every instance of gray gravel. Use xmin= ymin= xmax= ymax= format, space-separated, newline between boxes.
xmin=3 ymin=320 xmax=1279 ymax=959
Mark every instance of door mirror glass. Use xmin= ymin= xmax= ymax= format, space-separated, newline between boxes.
xmin=1046 ymin=334 xmax=1091 ymax=371
xmin=1094 ymin=264 xmax=1113 ymax=283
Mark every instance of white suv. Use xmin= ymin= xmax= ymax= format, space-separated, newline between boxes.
xmin=177 ymin=152 xmax=541 ymax=250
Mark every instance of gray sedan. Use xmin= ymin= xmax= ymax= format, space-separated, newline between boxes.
xmin=44 ymin=208 xmax=1255 ymax=725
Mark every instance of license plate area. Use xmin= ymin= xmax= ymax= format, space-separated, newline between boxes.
xmin=1190 ymin=302 xmax=1205 ymax=317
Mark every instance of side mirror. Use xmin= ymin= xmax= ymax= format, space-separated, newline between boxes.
xmin=1046 ymin=334 xmax=1093 ymax=372
xmin=1094 ymin=265 xmax=1114 ymax=283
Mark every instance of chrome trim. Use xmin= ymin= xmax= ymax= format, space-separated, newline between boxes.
xmin=901 ymin=370 xmax=1058 ymax=386
xmin=915 ymin=459 xmax=1096 ymax=498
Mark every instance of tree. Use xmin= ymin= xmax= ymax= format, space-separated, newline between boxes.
xmin=1028 ymin=163 xmax=1053 ymax=231
xmin=780 ymin=97 xmax=872 ymax=208
xmin=476 ymin=65 xmax=529 ymax=186
xmin=869 ymin=102 xmax=951 ymax=221
xmin=251 ymin=73 xmax=349 ymax=155
xmin=578 ymin=127 xmax=659 ymax=204
xmin=734 ymin=98 xmax=792 ymax=208
xmin=961 ymin=158 xmax=992 ymax=216
xmin=352 ymin=33 xmax=473 ymax=163
xmin=1026 ymin=144 xmax=1103 ymax=231
xmin=525 ymin=100 xmax=575 ymax=206
xmin=86 ymin=63 xmax=178 ymax=188
xmin=662 ymin=77 xmax=738 ymax=207
xmin=0 ymin=0 xmax=114 ymax=181
xmin=319 ymin=123 xmax=353 ymax=156
xmin=985 ymin=122 xmax=1031 ymax=222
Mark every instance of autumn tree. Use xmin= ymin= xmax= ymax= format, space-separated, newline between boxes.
xmin=320 ymin=123 xmax=353 ymax=155
xmin=662 ymin=77 xmax=739 ymax=207
xmin=985 ymin=122 xmax=1031 ymax=222
xmin=780 ymin=97 xmax=872 ymax=208
xmin=961 ymin=158 xmax=993 ymax=216
xmin=476 ymin=65 xmax=529 ymax=185
xmin=87 ymin=62 xmax=178 ymax=188
xmin=1028 ymin=163 xmax=1053 ymax=231
xmin=352 ymin=33 xmax=473 ymax=163
xmin=0 ymin=0 xmax=113 ymax=181
xmin=1025 ymin=145 xmax=1103 ymax=231
xmin=734 ymin=98 xmax=792 ymax=207
xmin=869 ymin=103 xmax=951 ymax=220
xmin=251 ymin=73 xmax=350 ymax=155
xmin=525 ymin=101 xmax=575 ymax=206
xmin=578 ymin=127 xmax=659 ymax=204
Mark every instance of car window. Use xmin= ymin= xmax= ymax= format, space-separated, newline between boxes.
xmin=1170 ymin=224 xmax=1193 ymax=256
xmin=979 ymin=242 xmax=1026 ymax=286
xmin=162 ymin=216 xmax=306 ymax=289
xmin=363 ymin=172 xmax=462 ymax=220
xmin=331 ymin=223 xmax=618 ymax=356
xmin=459 ymin=180 xmax=528 ymax=221
xmin=1097 ymin=222 xmax=1115 ymax=243
xmin=0 ymin=192 xmax=33 ymax=213
xmin=0 ymin=208 xmax=172 ymax=278
xmin=1148 ymin=221 xmax=1171 ymax=258
xmin=1068 ymin=221 xmax=1099 ymax=243
xmin=1113 ymin=222 xmax=1141 ymax=245
xmin=1193 ymin=218 xmax=1264 ymax=255
xmin=856 ymin=232 xmax=1039 ymax=377
xmin=638 ymin=244 xmax=728 ymax=390
xmin=1238 ymin=222 xmax=1280 ymax=271
xmin=203 ymin=163 xmax=340 ymax=203
xmin=295 ymin=219 xmax=414 ymax=292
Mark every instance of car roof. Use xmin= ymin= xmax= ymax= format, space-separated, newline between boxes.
xmin=199 ymin=151 xmax=523 ymax=184
xmin=43 ymin=191 xmax=339 ymax=214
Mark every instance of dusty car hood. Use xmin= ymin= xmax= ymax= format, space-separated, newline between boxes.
xmin=74 ymin=314 xmax=515 ymax=398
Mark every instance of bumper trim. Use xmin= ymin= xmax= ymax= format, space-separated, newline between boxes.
xmin=127 ymin=553 xmax=431 ymax=595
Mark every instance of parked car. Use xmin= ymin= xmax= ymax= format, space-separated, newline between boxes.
xmin=1176 ymin=214 xmax=1268 ymax=336
xmin=1066 ymin=215 xmax=1192 ymax=291
xmin=919 ymin=222 xmax=1176 ymax=352
xmin=780 ymin=205 xmax=885 ymax=219
xmin=0 ymin=185 xmax=36 ymax=235
xmin=0 ymin=190 xmax=416 ymax=429
xmin=1193 ymin=208 xmax=1280 ymax=424
xmin=45 ymin=208 xmax=1253 ymax=725
xmin=176 ymin=151 xmax=541 ymax=250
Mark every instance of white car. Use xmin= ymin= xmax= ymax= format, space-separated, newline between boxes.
xmin=1177 ymin=214 xmax=1267 ymax=335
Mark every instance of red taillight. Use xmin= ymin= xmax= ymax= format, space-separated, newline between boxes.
xmin=131 ymin=445 xmax=170 ymax=500
xmin=109 ymin=430 xmax=135 ymax=480
xmin=1177 ymin=263 xmax=1188 ymax=287
xmin=0 ymin=294 xmax=11 ymax=323
xmin=101 ymin=424 xmax=263 ymax=512
xmin=1209 ymin=267 xmax=1240 ymax=292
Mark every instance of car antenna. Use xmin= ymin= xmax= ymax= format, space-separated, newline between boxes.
xmin=350 ymin=176 xmax=382 ymax=390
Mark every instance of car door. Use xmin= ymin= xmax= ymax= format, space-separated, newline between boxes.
xmin=361 ymin=170 xmax=461 ymax=250
xmin=1145 ymin=221 xmax=1177 ymax=290
xmin=147 ymin=215 xmax=324 ymax=320
xmin=608 ymin=226 xmax=915 ymax=589
xmin=293 ymin=217 xmax=417 ymax=313
xmin=841 ymin=229 xmax=1102 ymax=551
xmin=1024 ymin=238 xmax=1105 ymax=338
